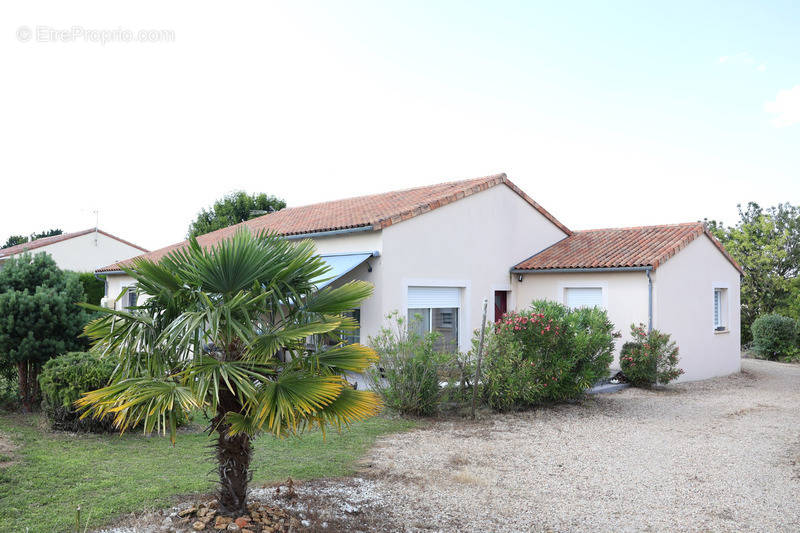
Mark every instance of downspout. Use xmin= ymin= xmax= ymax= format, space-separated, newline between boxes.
xmin=94 ymin=271 xmax=109 ymax=304
xmin=94 ymin=271 xmax=107 ymax=294
xmin=646 ymin=268 xmax=653 ymax=332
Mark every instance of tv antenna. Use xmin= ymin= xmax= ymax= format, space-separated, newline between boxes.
xmin=81 ymin=208 xmax=100 ymax=246
xmin=92 ymin=209 xmax=99 ymax=246
xmin=249 ymin=206 xmax=276 ymax=217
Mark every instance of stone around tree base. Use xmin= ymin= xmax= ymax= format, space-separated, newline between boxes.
xmin=167 ymin=499 xmax=301 ymax=532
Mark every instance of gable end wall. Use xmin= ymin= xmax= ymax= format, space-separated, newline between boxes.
xmin=653 ymin=233 xmax=741 ymax=381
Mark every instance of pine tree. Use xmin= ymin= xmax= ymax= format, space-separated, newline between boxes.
xmin=0 ymin=253 xmax=88 ymax=410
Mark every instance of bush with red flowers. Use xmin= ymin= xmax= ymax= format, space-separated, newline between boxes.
xmin=619 ymin=323 xmax=684 ymax=387
xmin=478 ymin=300 xmax=617 ymax=411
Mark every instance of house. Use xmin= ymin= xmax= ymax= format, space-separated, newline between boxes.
xmin=511 ymin=223 xmax=743 ymax=381
xmin=96 ymin=174 xmax=742 ymax=381
xmin=0 ymin=228 xmax=148 ymax=273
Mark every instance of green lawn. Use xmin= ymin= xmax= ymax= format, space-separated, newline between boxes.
xmin=0 ymin=413 xmax=414 ymax=532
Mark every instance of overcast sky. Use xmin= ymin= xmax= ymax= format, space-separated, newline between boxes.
xmin=2 ymin=1 xmax=799 ymax=252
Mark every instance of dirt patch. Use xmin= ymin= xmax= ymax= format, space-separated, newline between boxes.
xmin=724 ymin=402 xmax=779 ymax=418
xmin=0 ymin=432 xmax=18 ymax=468
xmin=96 ymin=478 xmax=405 ymax=532
xmin=447 ymin=454 xmax=469 ymax=467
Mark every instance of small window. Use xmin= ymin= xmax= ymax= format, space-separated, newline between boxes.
xmin=123 ymin=287 xmax=137 ymax=310
xmin=713 ymin=288 xmax=728 ymax=331
xmin=565 ymin=287 xmax=603 ymax=309
xmin=341 ymin=308 xmax=361 ymax=345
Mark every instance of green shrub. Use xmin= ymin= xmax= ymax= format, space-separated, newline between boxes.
xmin=75 ymin=272 xmax=105 ymax=306
xmin=439 ymin=350 xmax=476 ymax=406
xmin=366 ymin=312 xmax=453 ymax=416
xmin=38 ymin=352 xmax=117 ymax=432
xmin=479 ymin=300 xmax=617 ymax=411
xmin=620 ymin=324 xmax=683 ymax=386
xmin=750 ymin=314 xmax=798 ymax=361
xmin=0 ymin=374 xmax=19 ymax=410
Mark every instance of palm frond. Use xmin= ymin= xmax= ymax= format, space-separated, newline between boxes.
xmin=184 ymin=357 xmax=274 ymax=410
xmin=307 ymin=343 xmax=379 ymax=373
xmin=225 ymin=411 xmax=263 ymax=436
xmin=243 ymin=373 xmax=344 ymax=436
xmin=248 ymin=318 xmax=344 ymax=361
xmin=76 ymin=378 xmax=198 ymax=443
xmin=303 ymin=281 xmax=374 ymax=315
xmin=311 ymin=387 xmax=383 ymax=431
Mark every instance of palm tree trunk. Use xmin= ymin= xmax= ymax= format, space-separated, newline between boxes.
xmin=213 ymin=387 xmax=253 ymax=516
xmin=215 ymin=424 xmax=253 ymax=515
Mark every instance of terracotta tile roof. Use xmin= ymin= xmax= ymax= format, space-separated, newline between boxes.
xmin=97 ymin=173 xmax=571 ymax=273
xmin=513 ymin=222 xmax=744 ymax=274
xmin=0 ymin=228 xmax=148 ymax=259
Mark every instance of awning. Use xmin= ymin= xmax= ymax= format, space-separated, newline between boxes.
xmin=313 ymin=251 xmax=376 ymax=289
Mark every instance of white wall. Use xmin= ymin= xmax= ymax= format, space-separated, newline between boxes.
xmin=654 ymin=235 xmax=741 ymax=381
xmin=512 ymin=271 xmax=650 ymax=369
xmin=7 ymin=231 xmax=144 ymax=273
xmin=377 ymin=184 xmax=568 ymax=351
xmin=304 ymin=231 xmax=382 ymax=256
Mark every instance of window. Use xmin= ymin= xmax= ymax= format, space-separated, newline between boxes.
xmin=341 ymin=308 xmax=361 ymax=345
xmin=407 ymin=286 xmax=460 ymax=351
xmin=123 ymin=287 xmax=137 ymax=310
xmin=713 ymin=287 xmax=728 ymax=331
xmin=565 ymin=287 xmax=603 ymax=309
xmin=316 ymin=309 xmax=361 ymax=348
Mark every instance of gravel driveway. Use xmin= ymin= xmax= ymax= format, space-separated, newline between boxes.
xmin=349 ymin=358 xmax=800 ymax=532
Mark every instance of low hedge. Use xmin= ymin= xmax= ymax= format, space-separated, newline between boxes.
xmin=38 ymin=352 xmax=117 ymax=432
xmin=751 ymin=314 xmax=798 ymax=361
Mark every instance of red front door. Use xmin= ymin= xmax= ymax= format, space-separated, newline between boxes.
xmin=494 ymin=291 xmax=508 ymax=321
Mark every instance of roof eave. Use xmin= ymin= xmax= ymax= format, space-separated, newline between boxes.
xmin=511 ymin=266 xmax=653 ymax=274
xmin=283 ymin=225 xmax=375 ymax=240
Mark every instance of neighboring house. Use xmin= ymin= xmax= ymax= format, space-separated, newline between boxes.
xmin=0 ymin=228 xmax=148 ymax=273
xmin=96 ymin=174 xmax=742 ymax=381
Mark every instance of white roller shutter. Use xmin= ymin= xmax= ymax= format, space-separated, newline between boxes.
xmin=565 ymin=287 xmax=603 ymax=309
xmin=407 ymin=286 xmax=461 ymax=308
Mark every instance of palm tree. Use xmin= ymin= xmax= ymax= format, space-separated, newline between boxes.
xmin=77 ymin=230 xmax=381 ymax=515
